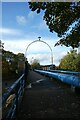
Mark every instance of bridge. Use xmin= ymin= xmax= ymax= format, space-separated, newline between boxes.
xmin=2 ymin=37 xmax=80 ymax=119
xmin=2 ymin=69 xmax=80 ymax=119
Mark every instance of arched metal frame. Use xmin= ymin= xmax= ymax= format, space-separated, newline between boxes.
xmin=25 ymin=38 xmax=53 ymax=66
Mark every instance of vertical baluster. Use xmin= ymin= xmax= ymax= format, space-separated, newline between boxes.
xmin=15 ymin=84 xmax=19 ymax=117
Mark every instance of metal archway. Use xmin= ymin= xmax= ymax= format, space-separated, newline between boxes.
xmin=25 ymin=37 xmax=53 ymax=66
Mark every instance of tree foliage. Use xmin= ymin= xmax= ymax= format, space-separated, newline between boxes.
xmin=2 ymin=61 xmax=10 ymax=75
xmin=17 ymin=53 xmax=25 ymax=61
xmin=31 ymin=59 xmax=41 ymax=69
xmin=59 ymin=50 xmax=80 ymax=71
xmin=2 ymin=50 xmax=25 ymax=80
xmin=29 ymin=2 xmax=80 ymax=48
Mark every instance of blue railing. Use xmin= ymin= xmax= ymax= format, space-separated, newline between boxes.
xmin=34 ymin=69 xmax=80 ymax=87
xmin=49 ymin=70 xmax=80 ymax=76
xmin=2 ymin=73 xmax=25 ymax=119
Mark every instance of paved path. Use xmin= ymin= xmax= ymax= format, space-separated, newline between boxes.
xmin=18 ymin=70 xmax=80 ymax=119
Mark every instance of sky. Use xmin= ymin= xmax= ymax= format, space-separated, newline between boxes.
xmin=1 ymin=2 xmax=74 ymax=66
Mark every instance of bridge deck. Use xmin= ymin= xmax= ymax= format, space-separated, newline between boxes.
xmin=18 ymin=70 xmax=80 ymax=119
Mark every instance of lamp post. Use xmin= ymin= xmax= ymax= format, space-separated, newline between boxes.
xmin=25 ymin=37 xmax=53 ymax=68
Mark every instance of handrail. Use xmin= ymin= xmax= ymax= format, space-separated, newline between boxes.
xmin=2 ymin=73 xmax=25 ymax=119
xmin=34 ymin=69 xmax=80 ymax=87
xmin=49 ymin=70 xmax=80 ymax=75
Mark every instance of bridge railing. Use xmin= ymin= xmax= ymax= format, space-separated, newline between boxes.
xmin=2 ymin=73 xmax=25 ymax=119
xmin=34 ymin=69 xmax=80 ymax=88
xmin=48 ymin=70 xmax=80 ymax=76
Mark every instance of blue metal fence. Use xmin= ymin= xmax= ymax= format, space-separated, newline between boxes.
xmin=2 ymin=73 xmax=25 ymax=119
xmin=49 ymin=70 xmax=80 ymax=76
xmin=34 ymin=69 xmax=80 ymax=87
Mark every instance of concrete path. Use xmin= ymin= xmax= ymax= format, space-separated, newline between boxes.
xmin=18 ymin=70 xmax=80 ymax=119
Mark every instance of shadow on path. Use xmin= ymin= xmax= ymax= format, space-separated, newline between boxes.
xmin=18 ymin=70 xmax=80 ymax=119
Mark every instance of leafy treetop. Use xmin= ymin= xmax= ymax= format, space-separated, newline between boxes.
xmin=29 ymin=2 xmax=80 ymax=48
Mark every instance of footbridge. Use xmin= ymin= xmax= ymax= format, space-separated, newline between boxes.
xmin=2 ymin=69 xmax=80 ymax=119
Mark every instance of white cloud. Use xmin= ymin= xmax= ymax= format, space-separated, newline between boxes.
xmin=53 ymin=45 xmax=71 ymax=65
xmin=0 ymin=28 xmax=22 ymax=35
xmin=27 ymin=11 xmax=47 ymax=30
xmin=26 ymin=42 xmax=52 ymax=54
xmin=28 ymin=11 xmax=35 ymax=19
xmin=38 ymin=20 xmax=48 ymax=30
xmin=2 ymin=39 xmax=31 ymax=54
xmin=2 ymin=38 xmax=55 ymax=65
xmin=32 ymin=20 xmax=48 ymax=30
xmin=0 ymin=3 xmax=2 ymax=29
xmin=2 ymin=37 xmax=71 ymax=66
xmin=53 ymin=51 xmax=67 ymax=65
xmin=27 ymin=53 xmax=51 ymax=65
xmin=16 ymin=16 xmax=27 ymax=25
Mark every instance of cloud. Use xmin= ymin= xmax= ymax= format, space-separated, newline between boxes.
xmin=2 ymin=39 xmax=31 ymax=54
xmin=28 ymin=11 xmax=35 ymax=19
xmin=26 ymin=41 xmax=52 ymax=54
xmin=54 ymin=51 xmax=67 ymax=65
xmin=27 ymin=53 xmax=51 ymax=65
xmin=0 ymin=28 xmax=22 ymax=35
xmin=32 ymin=20 xmax=48 ymax=30
xmin=38 ymin=20 xmax=48 ymax=30
xmin=2 ymin=37 xmax=71 ymax=66
xmin=2 ymin=38 xmax=54 ymax=65
xmin=27 ymin=11 xmax=47 ymax=30
xmin=16 ymin=16 xmax=27 ymax=25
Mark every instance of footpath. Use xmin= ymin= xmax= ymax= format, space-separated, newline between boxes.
xmin=18 ymin=70 xmax=80 ymax=119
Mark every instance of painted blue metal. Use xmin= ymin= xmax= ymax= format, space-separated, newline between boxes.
xmin=2 ymin=73 xmax=25 ymax=119
xmin=49 ymin=70 xmax=80 ymax=75
xmin=34 ymin=69 xmax=80 ymax=87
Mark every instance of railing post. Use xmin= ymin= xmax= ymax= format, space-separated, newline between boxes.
xmin=25 ymin=59 xmax=29 ymax=87
xmin=15 ymin=84 xmax=19 ymax=118
xmin=2 ymin=74 xmax=25 ymax=119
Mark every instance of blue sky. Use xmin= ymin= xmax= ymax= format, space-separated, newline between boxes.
xmin=1 ymin=2 xmax=74 ymax=66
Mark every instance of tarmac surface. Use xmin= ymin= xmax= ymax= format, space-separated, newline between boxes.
xmin=18 ymin=70 xmax=80 ymax=119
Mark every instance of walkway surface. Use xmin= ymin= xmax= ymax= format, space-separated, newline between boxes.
xmin=18 ymin=70 xmax=80 ymax=119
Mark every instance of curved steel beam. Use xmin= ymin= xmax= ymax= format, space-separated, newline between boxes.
xmin=25 ymin=38 xmax=53 ymax=65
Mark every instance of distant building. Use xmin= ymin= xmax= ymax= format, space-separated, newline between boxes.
xmin=41 ymin=64 xmax=56 ymax=71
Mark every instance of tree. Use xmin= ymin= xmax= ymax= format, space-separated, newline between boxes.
xmin=0 ymin=40 xmax=4 ymax=50
xmin=74 ymin=53 xmax=80 ymax=71
xmin=2 ymin=61 xmax=10 ymax=75
xmin=59 ymin=50 xmax=80 ymax=71
xmin=17 ymin=53 xmax=25 ymax=61
xmin=2 ymin=50 xmax=25 ymax=80
xmin=29 ymin=2 xmax=80 ymax=48
xmin=31 ymin=59 xmax=41 ymax=69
